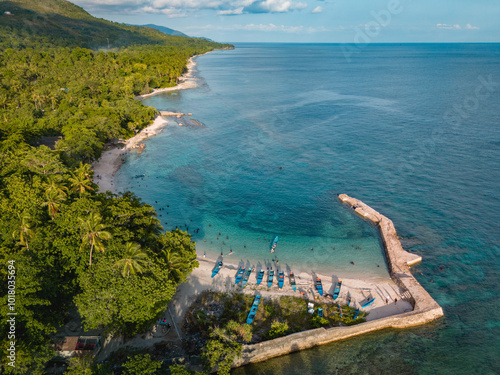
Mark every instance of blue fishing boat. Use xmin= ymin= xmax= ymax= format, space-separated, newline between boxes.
xmin=211 ymin=261 xmax=223 ymax=278
xmin=270 ymin=236 xmax=278 ymax=253
xmin=338 ymin=304 xmax=343 ymax=318
xmin=361 ymin=297 xmax=375 ymax=308
xmin=235 ymin=267 xmax=245 ymax=285
xmin=267 ymin=269 xmax=274 ymax=288
xmin=347 ymin=295 xmax=351 ymax=307
xmin=256 ymin=269 xmax=265 ymax=285
xmin=353 ymin=308 xmax=360 ymax=320
xmin=318 ymin=308 xmax=323 ymax=317
xmin=241 ymin=268 xmax=253 ymax=288
xmin=333 ymin=280 xmax=342 ymax=300
xmin=278 ymin=271 xmax=285 ymax=289
xmin=246 ymin=295 xmax=262 ymax=324
xmin=289 ymin=271 xmax=297 ymax=291
xmin=315 ymin=277 xmax=323 ymax=296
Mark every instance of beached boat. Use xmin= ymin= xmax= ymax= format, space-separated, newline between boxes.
xmin=270 ymin=236 xmax=278 ymax=253
xmin=289 ymin=272 xmax=297 ymax=291
xmin=267 ymin=269 xmax=274 ymax=288
xmin=278 ymin=271 xmax=285 ymax=289
xmin=353 ymin=308 xmax=360 ymax=320
xmin=315 ymin=277 xmax=323 ymax=296
xmin=361 ymin=297 xmax=376 ymax=308
xmin=333 ymin=280 xmax=342 ymax=300
xmin=256 ymin=269 xmax=264 ymax=285
xmin=338 ymin=304 xmax=343 ymax=318
xmin=235 ymin=267 xmax=245 ymax=285
xmin=318 ymin=308 xmax=323 ymax=317
xmin=241 ymin=268 xmax=253 ymax=288
xmin=347 ymin=295 xmax=351 ymax=307
xmin=211 ymin=261 xmax=223 ymax=278
xmin=246 ymin=295 xmax=262 ymax=324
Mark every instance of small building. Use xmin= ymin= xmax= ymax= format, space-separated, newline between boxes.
xmin=54 ymin=336 xmax=102 ymax=358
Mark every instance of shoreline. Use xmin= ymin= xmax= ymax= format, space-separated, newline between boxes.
xmin=92 ymin=53 xmax=205 ymax=193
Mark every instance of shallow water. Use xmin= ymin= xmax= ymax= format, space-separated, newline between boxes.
xmin=116 ymin=43 xmax=500 ymax=374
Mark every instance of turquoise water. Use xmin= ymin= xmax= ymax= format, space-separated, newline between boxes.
xmin=116 ymin=44 xmax=500 ymax=373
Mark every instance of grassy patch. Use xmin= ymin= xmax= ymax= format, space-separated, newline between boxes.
xmin=184 ymin=292 xmax=367 ymax=345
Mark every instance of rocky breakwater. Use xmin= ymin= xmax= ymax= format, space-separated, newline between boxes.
xmin=232 ymin=194 xmax=444 ymax=368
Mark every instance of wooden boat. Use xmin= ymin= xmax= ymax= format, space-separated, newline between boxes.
xmin=289 ymin=272 xmax=297 ymax=291
xmin=211 ymin=261 xmax=223 ymax=278
xmin=267 ymin=269 xmax=274 ymax=288
xmin=315 ymin=277 xmax=323 ymax=296
xmin=361 ymin=297 xmax=375 ymax=308
xmin=347 ymin=295 xmax=351 ymax=307
xmin=318 ymin=308 xmax=323 ymax=317
xmin=353 ymin=308 xmax=360 ymax=320
xmin=338 ymin=304 xmax=343 ymax=318
xmin=241 ymin=268 xmax=253 ymax=288
xmin=256 ymin=269 xmax=265 ymax=285
xmin=278 ymin=271 xmax=285 ymax=289
xmin=246 ymin=295 xmax=262 ymax=324
xmin=235 ymin=267 xmax=245 ymax=285
xmin=333 ymin=280 xmax=342 ymax=300
xmin=270 ymin=236 xmax=278 ymax=253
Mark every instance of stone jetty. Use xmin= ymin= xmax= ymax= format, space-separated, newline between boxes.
xmin=233 ymin=194 xmax=444 ymax=367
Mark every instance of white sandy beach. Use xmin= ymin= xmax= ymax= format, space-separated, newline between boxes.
xmin=92 ymin=55 xmax=203 ymax=193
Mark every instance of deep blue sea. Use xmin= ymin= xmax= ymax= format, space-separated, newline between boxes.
xmin=116 ymin=44 xmax=500 ymax=374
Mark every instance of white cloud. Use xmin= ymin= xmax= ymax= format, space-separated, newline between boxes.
xmin=436 ymin=24 xmax=461 ymax=30
xmin=312 ymin=6 xmax=323 ymax=13
xmin=466 ymin=24 xmax=479 ymax=30
xmin=218 ymin=7 xmax=244 ymax=15
xmin=73 ymin=0 xmax=307 ymax=15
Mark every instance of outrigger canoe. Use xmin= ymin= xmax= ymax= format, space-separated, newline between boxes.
xmin=241 ymin=268 xmax=253 ymax=288
xmin=278 ymin=271 xmax=285 ymax=289
xmin=270 ymin=236 xmax=278 ymax=253
xmin=235 ymin=267 xmax=245 ymax=285
xmin=353 ymin=308 xmax=360 ymax=320
xmin=211 ymin=261 xmax=223 ymax=278
xmin=333 ymin=280 xmax=342 ymax=300
xmin=315 ymin=277 xmax=324 ymax=296
xmin=256 ymin=269 xmax=265 ymax=285
xmin=246 ymin=295 xmax=262 ymax=324
xmin=361 ymin=297 xmax=375 ymax=308
xmin=289 ymin=272 xmax=297 ymax=291
xmin=267 ymin=269 xmax=274 ymax=288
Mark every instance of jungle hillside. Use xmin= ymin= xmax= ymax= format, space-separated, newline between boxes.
xmin=0 ymin=0 xmax=232 ymax=373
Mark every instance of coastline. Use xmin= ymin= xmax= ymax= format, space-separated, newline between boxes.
xmin=92 ymin=53 xmax=204 ymax=193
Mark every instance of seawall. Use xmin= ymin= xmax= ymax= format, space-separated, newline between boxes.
xmin=233 ymin=194 xmax=444 ymax=367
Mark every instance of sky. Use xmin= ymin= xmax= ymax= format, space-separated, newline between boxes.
xmin=70 ymin=0 xmax=499 ymax=43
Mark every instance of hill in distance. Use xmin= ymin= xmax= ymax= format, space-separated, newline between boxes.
xmin=134 ymin=24 xmax=189 ymax=38
xmin=0 ymin=0 xmax=219 ymax=49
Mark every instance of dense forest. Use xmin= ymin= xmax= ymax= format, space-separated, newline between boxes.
xmin=0 ymin=0 xmax=232 ymax=374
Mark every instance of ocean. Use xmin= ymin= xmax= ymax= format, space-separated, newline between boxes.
xmin=115 ymin=43 xmax=500 ymax=374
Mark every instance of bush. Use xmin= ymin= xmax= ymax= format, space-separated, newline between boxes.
xmin=265 ymin=320 xmax=289 ymax=340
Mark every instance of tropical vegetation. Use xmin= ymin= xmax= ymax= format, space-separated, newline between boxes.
xmin=0 ymin=0 xmax=231 ymax=373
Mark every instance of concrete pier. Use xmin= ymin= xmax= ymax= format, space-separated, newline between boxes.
xmin=233 ymin=194 xmax=444 ymax=368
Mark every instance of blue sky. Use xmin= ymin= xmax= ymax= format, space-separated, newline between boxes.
xmin=71 ymin=0 xmax=498 ymax=43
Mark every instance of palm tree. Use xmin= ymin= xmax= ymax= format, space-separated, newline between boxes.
xmin=114 ymin=242 xmax=148 ymax=277
xmin=12 ymin=214 xmax=35 ymax=251
xmin=79 ymin=213 xmax=112 ymax=267
xmin=41 ymin=190 xmax=66 ymax=219
xmin=69 ymin=163 xmax=94 ymax=194
xmin=161 ymin=248 xmax=188 ymax=283
xmin=44 ymin=175 xmax=68 ymax=197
